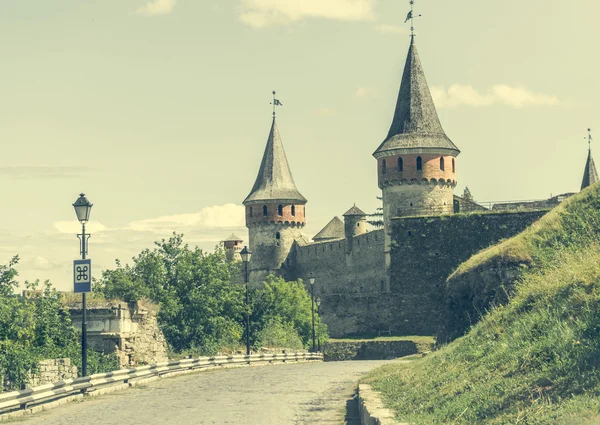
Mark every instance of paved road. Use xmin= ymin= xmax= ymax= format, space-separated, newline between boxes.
xmin=18 ymin=361 xmax=392 ymax=425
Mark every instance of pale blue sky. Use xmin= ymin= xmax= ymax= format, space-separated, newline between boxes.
xmin=1 ymin=0 xmax=598 ymax=290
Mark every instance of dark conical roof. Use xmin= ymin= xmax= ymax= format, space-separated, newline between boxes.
xmin=581 ymin=149 xmax=599 ymax=190
xmin=343 ymin=205 xmax=366 ymax=216
xmin=313 ymin=217 xmax=345 ymax=241
xmin=244 ymin=118 xmax=307 ymax=205
xmin=374 ymin=37 xmax=460 ymax=157
xmin=224 ymin=233 xmax=243 ymax=242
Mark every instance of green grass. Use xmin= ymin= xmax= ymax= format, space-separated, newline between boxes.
xmin=363 ymin=184 xmax=600 ymax=424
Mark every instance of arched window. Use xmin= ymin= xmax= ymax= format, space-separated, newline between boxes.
xmin=416 ymin=156 xmax=422 ymax=171
xmin=249 ymin=207 xmax=253 ymax=217
xmin=356 ymin=222 xmax=360 ymax=227
xmin=440 ymin=157 xmax=445 ymax=171
xmin=291 ymin=205 xmax=295 ymax=216
xmin=276 ymin=232 xmax=280 ymax=240
xmin=382 ymin=159 xmax=387 ymax=175
xmin=452 ymin=158 xmax=456 ymax=173
xmin=398 ymin=157 xmax=403 ymax=172
xmin=277 ymin=205 xmax=283 ymax=216
xmin=263 ymin=205 xmax=268 ymax=216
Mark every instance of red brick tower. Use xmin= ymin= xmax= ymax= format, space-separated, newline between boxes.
xmin=243 ymin=117 xmax=307 ymax=284
xmin=223 ymin=233 xmax=243 ymax=262
xmin=373 ymin=36 xmax=460 ymax=268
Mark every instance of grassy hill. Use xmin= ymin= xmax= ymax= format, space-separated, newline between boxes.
xmin=363 ymin=184 xmax=600 ymax=424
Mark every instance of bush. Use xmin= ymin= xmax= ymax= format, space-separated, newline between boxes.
xmin=256 ymin=317 xmax=303 ymax=350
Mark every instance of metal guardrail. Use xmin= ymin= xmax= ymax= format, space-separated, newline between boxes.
xmin=0 ymin=352 xmax=323 ymax=414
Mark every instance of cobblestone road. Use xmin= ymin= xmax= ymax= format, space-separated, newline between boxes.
xmin=18 ymin=360 xmax=392 ymax=425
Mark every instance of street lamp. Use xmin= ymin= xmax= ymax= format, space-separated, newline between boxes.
xmin=315 ymin=297 xmax=322 ymax=352
xmin=240 ymin=246 xmax=252 ymax=356
xmin=72 ymin=193 xmax=92 ymax=377
xmin=309 ymin=276 xmax=316 ymax=353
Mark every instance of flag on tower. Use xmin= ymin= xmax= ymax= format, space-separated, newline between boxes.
xmin=273 ymin=99 xmax=283 ymax=106
xmin=404 ymin=10 xmax=413 ymax=23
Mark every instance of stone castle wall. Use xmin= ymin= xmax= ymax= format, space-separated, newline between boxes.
xmin=291 ymin=210 xmax=547 ymax=338
xmin=293 ymin=230 xmax=386 ymax=337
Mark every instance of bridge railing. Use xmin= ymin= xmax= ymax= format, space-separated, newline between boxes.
xmin=0 ymin=352 xmax=323 ymax=415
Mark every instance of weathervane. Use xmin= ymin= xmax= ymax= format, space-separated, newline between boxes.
xmin=404 ymin=0 xmax=422 ymax=38
xmin=586 ymin=128 xmax=593 ymax=152
xmin=270 ymin=91 xmax=283 ymax=118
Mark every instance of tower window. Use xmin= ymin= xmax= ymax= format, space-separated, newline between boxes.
xmin=452 ymin=158 xmax=455 ymax=173
xmin=291 ymin=205 xmax=295 ymax=216
xmin=263 ymin=205 xmax=268 ymax=216
xmin=278 ymin=205 xmax=283 ymax=216
xmin=249 ymin=207 xmax=253 ymax=217
xmin=382 ymin=159 xmax=387 ymax=175
xmin=440 ymin=157 xmax=445 ymax=171
xmin=416 ymin=156 xmax=422 ymax=171
xmin=276 ymin=232 xmax=280 ymax=240
xmin=356 ymin=222 xmax=360 ymax=227
xmin=398 ymin=157 xmax=403 ymax=172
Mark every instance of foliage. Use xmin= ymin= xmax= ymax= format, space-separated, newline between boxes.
xmin=96 ymin=233 xmax=246 ymax=354
xmin=363 ymin=184 xmax=600 ymax=424
xmin=250 ymin=275 xmax=327 ymax=350
xmin=368 ymin=196 xmax=384 ymax=228
xmin=462 ymin=186 xmax=474 ymax=202
xmin=0 ymin=259 xmax=117 ymax=390
xmin=256 ymin=317 xmax=303 ymax=350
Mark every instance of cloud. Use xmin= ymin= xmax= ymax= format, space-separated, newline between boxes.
xmin=53 ymin=221 xmax=108 ymax=234
xmin=374 ymin=24 xmax=407 ymax=34
xmin=0 ymin=166 xmax=96 ymax=179
xmin=355 ymin=87 xmax=378 ymax=98
xmin=317 ymin=107 xmax=336 ymax=117
xmin=430 ymin=84 xmax=560 ymax=109
xmin=128 ymin=203 xmax=245 ymax=233
xmin=238 ymin=0 xmax=376 ymax=28
xmin=136 ymin=0 xmax=176 ymax=16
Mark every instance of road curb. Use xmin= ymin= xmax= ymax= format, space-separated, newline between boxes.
xmin=358 ymin=384 xmax=408 ymax=425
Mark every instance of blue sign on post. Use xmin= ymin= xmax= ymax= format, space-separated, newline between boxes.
xmin=73 ymin=259 xmax=92 ymax=293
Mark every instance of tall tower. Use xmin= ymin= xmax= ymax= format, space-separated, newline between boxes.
xmin=243 ymin=117 xmax=307 ymax=285
xmin=373 ymin=36 xmax=460 ymax=268
xmin=581 ymin=129 xmax=598 ymax=190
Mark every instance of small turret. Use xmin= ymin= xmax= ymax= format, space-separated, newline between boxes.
xmin=223 ymin=233 xmax=243 ymax=262
xmin=343 ymin=205 xmax=367 ymax=239
xmin=581 ymin=129 xmax=598 ymax=190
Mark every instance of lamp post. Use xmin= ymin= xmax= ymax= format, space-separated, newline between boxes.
xmin=309 ymin=276 xmax=316 ymax=353
xmin=315 ymin=297 xmax=321 ymax=352
xmin=240 ymin=246 xmax=252 ymax=356
xmin=72 ymin=193 xmax=93 ymax=377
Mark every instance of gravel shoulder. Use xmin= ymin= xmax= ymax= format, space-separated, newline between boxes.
xmin=15 ymin=360 xmax=393 ymax=425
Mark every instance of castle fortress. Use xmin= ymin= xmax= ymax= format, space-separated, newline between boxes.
xmin=225 ymin=36 xmax=598 ymax=338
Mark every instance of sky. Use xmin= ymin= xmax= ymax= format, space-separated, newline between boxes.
xmin=1 ymin=0 xmax=598 ymax=291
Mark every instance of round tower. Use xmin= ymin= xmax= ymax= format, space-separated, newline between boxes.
xmin=223 ymin=233 xmax=243 ymax=262
xmin=373 ymin=36 xmax=460 ymax=268
xmin=343 ymin=205 xmax=367 ymax=239
xmin=243 ymin=116 xmax=307 ymax=285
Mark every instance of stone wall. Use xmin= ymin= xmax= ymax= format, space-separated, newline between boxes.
xmin=68 ymin=301 xmax=168 ymax=367
xmin=293 ymin=230 xmax=387 ymax=337
xmin=28 ymin=358 xmax=78 ymax=388
xmin=323 ymin=340 xmax=424 ymax=361
xmin=388 ymin=210 xmax=548 ymax=335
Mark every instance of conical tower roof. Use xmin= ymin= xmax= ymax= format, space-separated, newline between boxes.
xmin=374 ymin=37 xmax=459 ymax=157
xmin=313 ymin=217 xmax=345 ymax=241
xmin=343 ymin=205 xmax=366 ymax=216
xmin=244 ymin=118 xmax=307 ymax=205
xmin=581 ymin=149 xmax=599 ymax=190
xmin=224 ymin=233 xmax=243 ymax=242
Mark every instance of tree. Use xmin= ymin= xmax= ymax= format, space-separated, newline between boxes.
xmin=462 ymin=187 xmax=474 ymax=202
xmin=96 ymin=233 xmax=246 ymax=354
xmin=367 ymin=196 xmax=384 ymax=228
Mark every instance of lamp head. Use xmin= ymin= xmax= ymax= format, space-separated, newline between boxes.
xmin=240 ymin=246 xmax=252 ymax=263
xmin=309 ymin=277 xmax=315 ymax=286
xmin=72 ymin=193 xmax=93 ymax=223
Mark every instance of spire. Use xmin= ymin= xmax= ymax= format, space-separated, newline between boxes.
xmin=581 ymin=129 xmax=598 ymax=190
xmin=374 ymin=37 xmax=459 ymax=156
xmin=244 ymin=118 xmax=307 ymax=205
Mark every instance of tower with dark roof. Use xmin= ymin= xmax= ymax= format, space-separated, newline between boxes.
xmin=581 ymin=131 xmax=598 ymax=190
xmin=243 ymin=117 xmax=307 ymax=284
xmin=374 ymin=36 xmax=460 ymax=267
xmin=223 ymin=233 xmax=243 ymax=262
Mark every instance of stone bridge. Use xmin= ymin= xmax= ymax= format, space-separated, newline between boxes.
xmin=16 ymin=360 xmax=392 ymax=425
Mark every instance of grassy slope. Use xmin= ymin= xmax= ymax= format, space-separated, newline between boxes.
xmin=363 ymin=184 xmax=600 ymax=424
